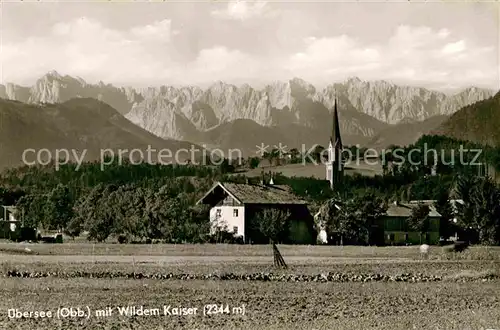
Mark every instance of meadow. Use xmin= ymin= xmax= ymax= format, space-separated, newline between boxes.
xmin=242 ymin=161 xmax=383 ymax=179
xmin=0 ymin=243 xmax=499 ymax=330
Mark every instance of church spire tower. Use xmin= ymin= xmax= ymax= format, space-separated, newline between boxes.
xmin=326 ymin=98 xmax=344 ymax=189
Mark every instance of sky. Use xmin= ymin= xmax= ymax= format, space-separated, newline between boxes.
xmin=1 ymin=0 xmax=499 ymax=91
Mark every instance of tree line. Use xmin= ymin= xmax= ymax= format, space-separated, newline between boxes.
xmin=319 ymin=174 xmax=500 ymax=245
xmin=0 ymin=135 xmax=499 ymax=244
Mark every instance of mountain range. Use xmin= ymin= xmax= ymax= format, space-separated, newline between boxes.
xmin=0 ymin=98 xmax=200 ymax=170
xmin=0 ymin=71 xmax=496 ymax=160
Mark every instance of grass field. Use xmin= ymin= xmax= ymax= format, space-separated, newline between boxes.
xmin=1 ymin=243 xmax=499 ymax=330
xmin=242 ymin=160 xmax=383 ymax=179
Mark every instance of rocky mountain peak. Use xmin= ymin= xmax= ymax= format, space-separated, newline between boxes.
xmin=0 ymin=72 xmax=495 ymax=145
xmin=289 ymin=77 xmax=316 ymax=97
xmin=345 ymin=76 xmax=362 ymax=84
xmin=45 ymin=70 xmax=63 ymax=80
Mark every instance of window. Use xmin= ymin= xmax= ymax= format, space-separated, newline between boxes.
xmin=233 ymin=209 xmax=239 ymax=217
xmin=233 ymin=226 xmax=238 ymax=234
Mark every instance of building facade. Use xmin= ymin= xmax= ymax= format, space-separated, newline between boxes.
xmin=314 ymin=201 xmax=442 ymax=245
xmin=197 ymin=181 xmax=317 ymax=244
xmin=378 ymin=202 xmax=441 ymax=245
xmin=208 ymin=195 xmax=246 ymax=238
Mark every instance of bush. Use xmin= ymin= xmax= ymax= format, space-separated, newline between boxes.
xmin=207 ymin=230 xmax=244 ymax=244
xmin=54 ymin=234 xmax=63 ymax=243
xmin=11 ymin=227 xmax=38 ymax=242
xmin=445 ymin=241 xmax=469 ymax=253
xmin=288 ymin=220 xmax=315 ymax=245
xmin=117 ymin=235 xmax=128 ymax=244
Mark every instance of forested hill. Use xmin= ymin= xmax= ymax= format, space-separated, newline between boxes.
xmin=432 ymin=91 xmax=500 ymax=147
xmin=0 ymin=98 xmax=200 ymax=170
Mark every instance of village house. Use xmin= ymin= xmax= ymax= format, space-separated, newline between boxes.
xmin=196 ymin=179 xmax=317 ymax=244
xmin=408 ymin=199 xmax=464 ymax=241
xmin=0 ymin=206 xmax=19 ymax=239
xmin=314 ymin=200 xmax=442 ymax=245
xmin=381 ymin=201 xmax=441 ymax=245
xmin=408 ymin=199 xmax=463 ymax=216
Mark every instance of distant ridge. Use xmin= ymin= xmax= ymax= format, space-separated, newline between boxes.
xmin=0 ymin=71 xmax=494 ymax=156
xmin=1 ymin=72 xmax=493 ymax=132
xmin=368 ymin=115 xmax=450 ymax=149
xmin=432 ymin=91 xmax=500 ymax=147
xmin=0 ymin=98 xmax=201 ymax=171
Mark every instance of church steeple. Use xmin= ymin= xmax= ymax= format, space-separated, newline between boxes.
xmin=326 ymin=98 xmax=344 ymax=190
xmin=330 ymin=99 xmax=342 ymax=149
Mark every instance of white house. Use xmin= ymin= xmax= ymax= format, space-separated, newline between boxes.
xmin=1 ymin=206 xmax=18 ymax=233
xmin=209 ymin=193 xmax=246 ymax=238
xmin=196 ymin=180 xmax=316 ymax=244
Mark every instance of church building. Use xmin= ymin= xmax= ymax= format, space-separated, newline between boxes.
xmin=325 ymin=100 xmax=344 ymax=189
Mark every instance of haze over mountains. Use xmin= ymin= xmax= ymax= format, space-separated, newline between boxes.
xmin=0 ymin=71 xmax=496 ymax=158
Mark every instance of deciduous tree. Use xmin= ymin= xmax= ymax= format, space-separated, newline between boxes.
xmin=253 ymin=208 xmax=291 ymax=243
xmin=407 ymin=203 xmax=431 ymax=243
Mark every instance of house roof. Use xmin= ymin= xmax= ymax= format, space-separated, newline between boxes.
xmin=313 ymin=200 xmax=441 ymax=219
xmin=196 ymin=181 xmax=308 ymax=205
xmin=386 ymin=202 xmax=441 ymax=217
xmin=408 ymin=199 xmax=464 ymax=205
xmin=408 ymin=199 xmax=464 ymax=213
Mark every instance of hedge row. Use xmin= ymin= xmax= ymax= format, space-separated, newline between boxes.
xmin=4 ymin=270 xmax=498 ymax=282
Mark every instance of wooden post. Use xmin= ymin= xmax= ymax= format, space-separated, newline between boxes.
xmin=273 ymin=245 xmax=278 ymax=266
xmin=272 ymin=242 xmax=287 ymax=269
